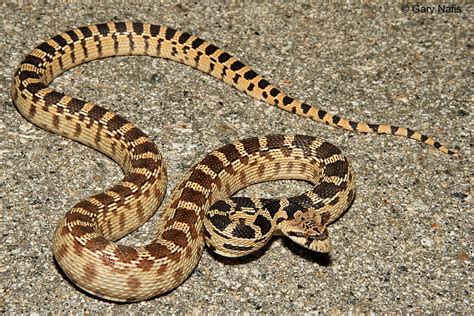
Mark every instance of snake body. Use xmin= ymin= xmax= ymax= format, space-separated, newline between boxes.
xmin=12 ymin=21 xmax=455 ymax=302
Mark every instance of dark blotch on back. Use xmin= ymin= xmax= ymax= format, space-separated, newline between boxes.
xmin=230 ymin=61 xmax=245 ymax=72
xmin=232 ymin=197 xmax=255 ymax=208
xmin=314 ymin=141 xmax=341 ymax=160
xmin=292 ymin=134 xmax=315 ymax=149
xmin=161 ymin=229 xmax=188 ymax=248
xmin=266 ymin=134 xmax=285 ymax=149
xmin=317 ymin=109 xmax=327 ymax=120
xmin=210 ymin=200 xmax=232 ymax=212
xmin=191 ymin=38 xmax=204 ymax=49
xmin=232 ymin=224 xmax=255 ymax=239
xmin=269 ymin=88 xmax=280 ymax=97
xmin=123 ymin=172 xmax=148 ymax=188
xmin=149 ymin=24 xmax=161 ymax=36
xmin=240 ymin=137 xmax=260 ymax=154
xmin=85 ymin=236 xmax=109 ymax=252
xmin=71 ymin=224 xmax=95 ymax=238
xmin=115 ymin=245 xmax=139 ymax=263
xmin=254 ymin=215 xmax=272 ymax=235
xmin=107 ymin=114 xmax=129 ymax=131
xmin=165 ymin=28 xmax=177 ymax=41
xmin=243 ymin=70 xmax=258 ymax=80
xmin=313 ymin=182 xmax=341 ymax=199
xmin=123 ymin=127 xmax=148 ymax=143
xmin=78 ymin=26 xmax=93 ymax=38
xmin=93 ymin=192 xmax=115 ymax=207
xmin=144 ymin=243 xmax=171 ymax=259
xmin=219 ymin=143 xmax=241 ymax=163
xmin=178 ymin=32 xmax=191 ymax=44
xmin=200 ymin=154 xmax=225 ymax=174
xmin=180 ymin=187 xmax=206 ymax=206
xmin=87 ymin=105 xmax=107 ymax=122
xmin=66 ymin=211 xmax=94 ymax=224
xmin=95 ymin=23 xmax=110 ymax=36
xmin=368 ymin=123 xmax=379 ymax=132
xmin=263 ymin=200 xmax=280 ymax=216
xmin=301 ymin=103 xmax=311 ymax=114
xmin=390 ymin=125 xmax=399 ymax=135
xmin=109 ymin=184 xmax=134 ymax=198
xmin=188 ymin=168 xmax=213 ymax=190
xmin=173 ymin=208 xmax=198 ymax=227
xmin=66 ymin=30 xmax=79 ymax=42
xmin=131 ymin=141 xmax=158 ymax=155
xmin=23 ymin=55 xmax=44 ymax=69
xmin=324 ymin=159 xmax=349 ymax=177
xmin=44 ymin=91 xmax=65 ymax=106
xmin=74 ymin=200 xmax=99 ymax=213
xmin=218 ymin=52 xmax=232 ymax=63
xmin=205 ymin=44 xmax=218 ymax=56
xmin=51 ymin=34 xmax=68 ymax=47
xmin=26 ymin=82 xmax=47 ymax=95
xmin=282 ymin=96 xmax=294 ymax=106
xmin=114 ymin=22 xmax=127 ymax=33
xmin=258 ymin=79 xmax=270 ymax=90
xmin=67 ymin=97 xmax=86 ymax=114
xmin=208 ymin=214 xmax=232 ymax=231
xmin=287 ymin=194 xmax=313 ymax=208
xmin=130 ymin=157 xmax=159 ymax=172
xmin=349 ymin=120 xmax=358 ymax=130
xmin=36 ymin=42 xmax=55 ymax=56
xmin=132 ymin=22 xmax=144 ymax=35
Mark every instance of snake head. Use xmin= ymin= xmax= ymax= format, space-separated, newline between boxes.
xmin=280 ymin=210 xmax=332 ymax=253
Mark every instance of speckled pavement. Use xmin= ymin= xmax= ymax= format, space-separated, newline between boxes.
xmin=1 ymin=1 xmax=471 ymax=314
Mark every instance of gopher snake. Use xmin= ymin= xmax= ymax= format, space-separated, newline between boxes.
xmin=12 ymin=22 xmax=456 ymax=302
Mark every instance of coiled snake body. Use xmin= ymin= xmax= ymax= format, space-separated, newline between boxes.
xmin=12 ymin=22 xmax=456 ymax=302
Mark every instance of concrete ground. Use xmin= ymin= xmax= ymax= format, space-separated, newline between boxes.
xmin=1 ymin=1 xmax=471 ymax=314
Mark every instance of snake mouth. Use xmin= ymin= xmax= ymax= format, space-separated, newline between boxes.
xmin=308 ymin=228 xmax=329 ymax=241
xmin=286 ymin=230 xmax=328 ymax=241
xmin=284 ymin=230 xmax=332 ymax=253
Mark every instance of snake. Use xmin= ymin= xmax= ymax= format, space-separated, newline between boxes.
xmin=11 ymin=21 xmax=457 ymax=302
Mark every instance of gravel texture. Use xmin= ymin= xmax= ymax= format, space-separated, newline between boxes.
xmin=1 ymin=1 xmax=471 ymax=314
